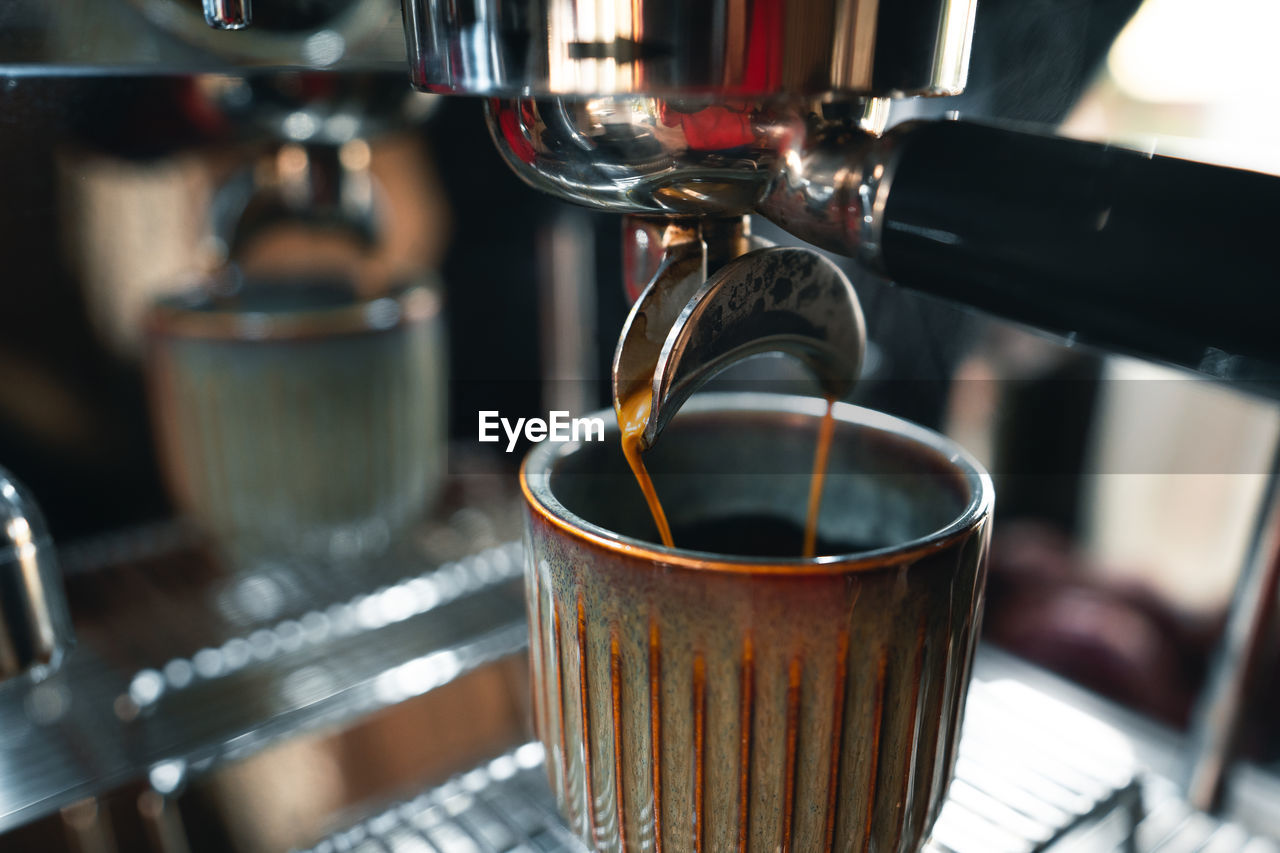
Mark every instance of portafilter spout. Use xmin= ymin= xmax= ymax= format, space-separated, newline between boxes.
xmin=614 ymin=237 xmax=865 ymax=450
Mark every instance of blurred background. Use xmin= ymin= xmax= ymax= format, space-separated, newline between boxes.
xmin=2 ymin=0 xmax=1280 ymax=849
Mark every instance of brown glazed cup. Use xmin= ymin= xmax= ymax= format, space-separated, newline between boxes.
xmin=520 ymin=393 xmax=993 ymax=853
xmin=145 ymin=276 xmax=447 ymax=561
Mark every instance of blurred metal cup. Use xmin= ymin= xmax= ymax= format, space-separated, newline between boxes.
xmin=521 ymin=393 xmax=992 ymax=853
xmin=145 ymin=275 xmax=446 ymax=561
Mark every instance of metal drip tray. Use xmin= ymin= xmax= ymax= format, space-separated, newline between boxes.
xmin=3 ymin=508 xmax=1279 ymax=852
xmin=0 ymin=466 xmax=532 ymax=845
xmin=296 ymin=660 xmax=1280 ymax=853
xmin=299 ymin=675 xmax=1148 ymax=853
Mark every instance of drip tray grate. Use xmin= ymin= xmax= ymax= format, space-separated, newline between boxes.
xmin=299 ymin=676 xmax=1149 ymax=853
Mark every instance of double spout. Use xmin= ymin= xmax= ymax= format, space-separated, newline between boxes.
xmin=612 ymin=217 xmax=866 ymax=449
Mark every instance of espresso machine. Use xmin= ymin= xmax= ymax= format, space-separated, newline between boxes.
xmin=2 ymin=0 xmax=1280 ymax=851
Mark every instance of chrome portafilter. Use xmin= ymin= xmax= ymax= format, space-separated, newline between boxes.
xmin=613 ymin=233 xmax=866 ymax=449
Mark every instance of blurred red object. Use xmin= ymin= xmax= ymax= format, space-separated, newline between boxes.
xmin=657 ymin=102 xmax=755 ymax=150
xmin=984 ymin=520 xmax=1222 ymax=729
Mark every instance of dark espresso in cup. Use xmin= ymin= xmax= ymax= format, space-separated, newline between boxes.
xmin=619 ymin=388 xmax=839 ymax=557
xmin=522 ymin=393 xmax=993 ymax=853
xmin=669 ymin=514 xmax=877 ymax=558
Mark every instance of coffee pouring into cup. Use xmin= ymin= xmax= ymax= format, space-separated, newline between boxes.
xmin=612 ymin=234 xmax=866 ymax=554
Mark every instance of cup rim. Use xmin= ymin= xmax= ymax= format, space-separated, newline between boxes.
xmin=520 ymin=392 xmax=994 ymax=575
xmin=145 ymin=275 xmax=442 ymax=342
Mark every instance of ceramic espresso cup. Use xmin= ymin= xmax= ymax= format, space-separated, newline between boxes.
xmin=520 ymin=393 xmax=993 ymax=853
xmin=146 ymin=276 xmax=446 ymax=561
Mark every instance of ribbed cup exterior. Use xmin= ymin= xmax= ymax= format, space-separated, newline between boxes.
xmin=147 ymin=309 xmax=445 ymax=558
xmin=522 ymin=512 xmax=989 ymax=853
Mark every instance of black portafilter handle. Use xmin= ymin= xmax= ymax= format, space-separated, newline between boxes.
xmin=858 ymin=120 xmax=1280 ymax=391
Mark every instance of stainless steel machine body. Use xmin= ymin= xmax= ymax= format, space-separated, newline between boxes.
xmin=0 ymin=0 xmax=1279 ymax=850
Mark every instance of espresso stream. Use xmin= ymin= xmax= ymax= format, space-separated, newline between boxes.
xmin=618 ymin=391 xmax=837 ymax=557
xmin=618 ymin=388 xmax=675 ymax=548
